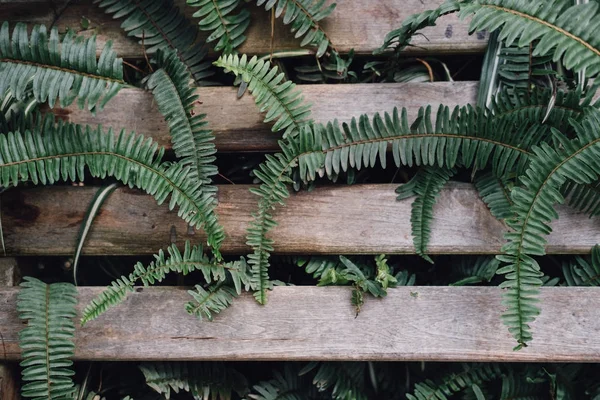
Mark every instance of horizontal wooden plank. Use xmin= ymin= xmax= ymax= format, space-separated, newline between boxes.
xmin=0 ymin=286 xmax=598 ymax=362
xmin=2 ymin=183 xmax=598 ymax=256
xmin=0 ymin=0 xmax=488 ymax=58
xmin=50 ymin=82 xmax=479 ymax=152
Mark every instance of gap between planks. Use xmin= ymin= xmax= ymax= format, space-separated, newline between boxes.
xmin=0 ymin=0 xmax=489 ymax=58
xmin=2 ymin=183 xmax=599 ymax=256
xmin=0 ymin=286 xmax=599 ymax=362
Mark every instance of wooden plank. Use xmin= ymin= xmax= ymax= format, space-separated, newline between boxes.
xmin=0 ymin=259 xmax=20 ymax=400
xmin=0 ymin=1 xmax=488 ymax=58
xmin=2 ymin=183 xmax=598 ymax=256
xmin=49 ymin=82 xmax=479 ymax=152
xmin=0 ymin=286 xmax=598 ymax=362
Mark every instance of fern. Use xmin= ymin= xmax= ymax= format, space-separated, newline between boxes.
xmin=139 ymin=362 xmax=248 ymax=400
xmin=0 ymin=120 xmax=224 ymax=253
xmin=450 ymin=256 xmax=501 ymax=286
xmin=562 ymin=245 xmax=600 ymax=286
xmin=398 ymin=167 xmax=457 ymax=263
xmin=18 ymin=277 xmax=78 ymax=400
xmin=498 ymin=109 xmax=600 ymax=349
xmin=474 ymin=172 xmax=514 ymax=220
xmin=0 ymin=22 xmax=123 ymax=112
xmin=301 ymin=362 xmax=367 ymax=400
xmin=94 ymin=0 xmax=214 ymax=84
xmin=81 ymin=241 xmax=248 ymax=324
xmin=562 ymin=180 xmax=600 ymax=217
xmin=256 ymin=0 xmax=337 ymax=58
xmin=407 ymin=364 xmax=503 ymax=400
xmin=187 ymin=0 xmax=251 ymax=54
xmin=215 ymin=54 xmax=312 ymax=138
xmin=246 ymin=365 xmax=314 ymax=400
xmin=186 ymin=283 xmax=239 ymax=321
xmin=146 ymin=48 xmax=218 ymax=193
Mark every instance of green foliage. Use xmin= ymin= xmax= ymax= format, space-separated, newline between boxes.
xmin=146 ymin=48 xmax=219 ymax=195
xmin=18 ymin=277 xmax=78 ymax=400
xmin=81 ymin=241 xmax=249 ymax=324
xmin=0 ymin=22 xmax=123 ymax=112
xmin=450 ymin=256 xmax=501 ymax=286
xmin=139 ymin=362 xmax=249 ymax=400
xmin=498 ymin=109 xmax=600 ymax=349
xmin=406 ymin=363 xmax=503 ymax=400
xmin=246 ymin=364 xmax=316 ymax=400
xmin=186 ymin=283 xmax=239 ymax=321
xmin=301 ymin=362 xmax=367 ymax=400
xmin=562 ymin=245 xmax=600 ymax=286
xmin=187 ymin=0 xmax=250 ymax=54
xmin=397 ymin=167 xmax=457 ymax=263
xmin=215 ymin=54 xmax=312 ymax=138
xmin=256 ymin=0 xmax=337 ymax=58
xmin=93 ymin=0 xmax=213 ymax=84
xmin=474 ymin=172 xmax=514 ymax=220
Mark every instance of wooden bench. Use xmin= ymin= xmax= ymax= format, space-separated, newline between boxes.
xmin=0 ymin=1 xmax=599 ymax=380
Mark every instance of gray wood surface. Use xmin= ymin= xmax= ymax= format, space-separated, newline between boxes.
xmin=0 ymin=286 xmax=598 ymax=362
xmin=2 ymin=183 xmax=598 ymax=256
xmin=0 ymin=0 xmax=488 ymax=58
xmin=0 ymin=259 xmax=20 ymax=400
xmin=46 ymin=82 xmax=479 ymax=152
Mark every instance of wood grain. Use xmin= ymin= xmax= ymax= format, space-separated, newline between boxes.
xmin=0 ymin=285 xmax=599 ymax=362
xmin=0 ymin=259 xmax=20 ymax=400
xmin=1 ymin=183 xmax=598 ymax=256
xmin=0 ymin=0 xmax=488 ymax=58
xmin=47 ymin=82 xmax=479 ymax=152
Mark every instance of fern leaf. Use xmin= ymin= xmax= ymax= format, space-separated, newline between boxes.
xmin=474 ymin=172 xmax=514 ymax=220
xmin=81 ymin=241 xmax=248 ymax=324
xmin=187 ymin=0 xmax=251 ymax=54
xmin=459 ymin=0 xmax=600 ymax=76
xmin=407 ymin=364 xmax=503 ymax=400
xmin=146 ymin=49 xmax=218 ymax=193
xmin=301 ymin=362 xmax=368 ymax=400
xmin=18 ymin=277 xmax=77 ymax=400
xmin=215 ymin=54 xmax=312 ymax=138
xmin=0 ymin=121 xmax=224 ymax=253
xmin=450 ymin=256 xmax=501 ymax=286
xmin=94 ymin=0 xmax=214 ymax=84
xmin=185 ymin=283 xmax=238 ymax=321
xmin=562 ymin=245 xmax=600 ymax=286
xmin=139 ymin=362 xmax=248 ymax=400
xmin=0 ymin=22 xmax=124 ymax=112
xmin=498 ymin=109 xmax=600 ymax=349
xmin=256 ymin=0 xmax=337 ymax=57
xmin=401 ymin=167 xmax=456 ymax=263
xmin=562 ymin=180 xmax=600 ymax=217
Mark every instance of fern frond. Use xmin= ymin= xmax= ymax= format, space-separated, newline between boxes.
xmin=498 ymin=109 xmax=600 ymax=349
xmin=18 ymin=277 xmax=77 ymax=400
xmin=400 ymin=167 xmax=456 ymax=263
xmin=246 ymin=364 xmax=315 ymax=400
xmin=562 ymin=245 xmax=600 ymax=286
xmin=450 ymin=256 xmax=501 ymax=286
xmin=185 ymin=283 xmax=238 ymax=321
xmin=139 ymin=362 xmax=248 ymax=400
xmin=562 ymin=180 xmax=600 ymax=217
xmin=94 ymin=0 xmax=214 ymax=84
xmin=187 ymin=0 xmax=250 ymax=54
xmin=407 ymin=364 xmax=503 ymax=400
xmin=146 ymin=49 xmax=218 ymax=193
xmin=459 ymin=0 xmax=600 ymax=76
xmin=496 ymin=46 xmax=554 ymax=93
xmin=0 ymin=121 xmax=224 ymax=252
xmin=0 ymin=22 xmax=124 ymax=112
xmin=256 ymin=0 xmax=337 ymax=57
xmin=474 ymin=172 xmax=514 ymax=220
xmin=81 ymin=242 xmax=248 ymax=324
xmin=215 ymin=54 xmax=312 ymax=138
xmin=301 ymin=362 xmax=367 ymax=400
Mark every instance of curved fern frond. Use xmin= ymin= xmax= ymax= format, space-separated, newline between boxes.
xmin=459 ymin=0 xmax=600 ymax=76
xmin=399 ymin=167 xmax=457 ymax=263
xmin=0 ymin=121 xmax=224 ymax=252
xmin=93 ymin=0 xmax=214 ymax=84
xmin=215 ymin=54 xmax=312 ymax=138
xmin=146 ymin=49 xmax=218 ymax=193
xmin=450 ymin=256 xmax=501 ymax=286
xmin=301 ymin=362 xmax=368 ymax=400
xmin=498 ymin=109 xmax=600 ymax=349
xmin=81 ymin=242 xmax=248 ymax=324
xmin=247 ymin=365 xmax=312 ymax=400
xmin=187 ymin=0 xmax=251 ymax=54
xmin=474 ymin=172 xmax=514 ymax=220
xmin=256 ymin=0 xmax=337 ymax=57
xmin=562 ymin=244 xmax=600 ymax=286
xmin=186 ymin=283 xmax=238 ymax=321
xmin=407 ymin=364 xmax=503 ymax=400
xmin=139 ymin=362 xmax=248 ymax=399
xmin=0 ymin=22 xmax=124 ymax=112
xmin=562 ymin=180 xmax=600 ymax=217
xmin=18 ymin=277 xmax=77 ymax=400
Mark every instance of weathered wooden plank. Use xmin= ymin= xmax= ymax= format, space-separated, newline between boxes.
xmin=0 ymin=259 xmax=20 ymax=400
xmin=0 ymin=0 xmax=488 ymax=58
xmin=2 ymin=183 xmax=598 ymax=256
xmin=0 ymin=286 xmax=598 ymax=362
xmin=48 ymin=82 xmax=479 ymax=152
